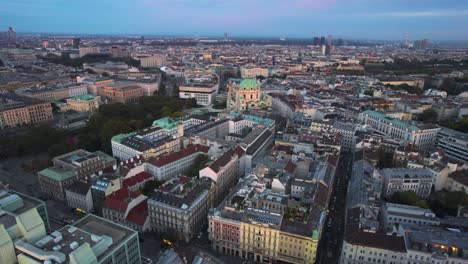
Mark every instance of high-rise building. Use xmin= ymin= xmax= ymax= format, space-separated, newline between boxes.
xmin=328 ymin=34 xmax=333 ymax=46
xmin=224 ymin=32 xmax=228 ymax=41
xmin=313 ymin=37 xmax=320 ymax=46
xmin=72 ymin=37 xmax=80 ymax=49
xmin=6 ymin=26 xmax=16 ymax=47
xmin=320 ymin=36 xmax=326 ymax=45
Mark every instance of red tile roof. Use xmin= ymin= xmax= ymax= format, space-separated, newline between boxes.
xmin=122 ymin=171 xmax=152 ymax=189
xmin=449 ymin=170 xmax=468 ymax=186
xmin=147 ymin=144 xmax=210 ymax=167
xmin=103 ymin=188 xmax=139 ymax=212
xmin=284 ymin=160 xmax=296 ymax=173
xmin=209 ymin=146 xmax=244 ymax=173
xmin=126 ymin=199 xmax=148 ymax=226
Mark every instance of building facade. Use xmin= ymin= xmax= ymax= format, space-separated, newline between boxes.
xmin=359 ymin=110 xmax=440 ymax=150
xmin=227 ymin=79 xmax=272 ymax=112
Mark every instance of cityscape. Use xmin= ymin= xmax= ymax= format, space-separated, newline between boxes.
xmin=1 ymin=1 xmax=468 ymax=264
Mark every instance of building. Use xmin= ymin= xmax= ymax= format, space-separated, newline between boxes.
xmin=0 ymin=186 xmax=50 ymax=233
xmin=79 ymin=46 xmax=100 ymax=57
xmin=148 ymin=176 xmax=213 ymax=242
xmin=199 ymin=146 xmax=245 ymax=204
xmin=72 ymin=38 xmax=80 ymax=49
xmin=15 ymin=84 xmax=88 ymax=102
xmin=111 ymin=116 xmax=205 ymax=160
xmin=145 ymin=144 xmax=210 ymax=181
xmin=445 ymin=170 xmax=468 ymax=194
xmin=139 ymin=55 xmax=167 ymax=68
xmin=14 ymin=214 xmax=142 ymax=264
xmin=91 ymin=174 xmax=122 ymax=215
xmin=401 ymin=225 xmax=468 ymax=264
xmin=340 ymin=208 xmax=408 ymax=264
xmin=240 ymin=65 xmax=269 ymax=78
xmin=179 ymin=83 xmax=218 ymax=106
xmin=208 ymin=174 xmax=324 ymax=264
xmin=102 ymin=188 xmax=150 ymax=233
xmin=381 ymin=202 xmax=439 ymax=231
xmin=436 ymin=127 xmax=468 ymax=163
xmin=380 ymin=77 xmax=425 ymax=89
xmin=65 ymin=181 xmax=94 ymax=213
xmin=110 ymin=46 xmax=129 ymax=58
xmin=38 ymin=150 xmax=116 ymax=201
xmin=359 ymin=110 xmax=440 ymax=150
xmin=380 ymin=168 xmax=433 ymax=199
xmin=227 ymin=79 xmax=272 ymax=112
xmin=98 ymin=81 xmax=145 ymax=103
xmin=0 ymin=91 xmax=53 ymax=129
xmin=64 ymin=94 xmax=100 ymax=112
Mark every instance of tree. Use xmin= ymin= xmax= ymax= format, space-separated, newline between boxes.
xmin=185 ymin=154 xmax=209 ymax=177
xmin=363 ymin=90 xmax=374 ymax=97
xmin=141 ymin=180 xmax=164 ymax=196
xmin=418 ymin=108 xmax=438 ymax=123
xmin=389 ymin=191 xmax=428 ymax=208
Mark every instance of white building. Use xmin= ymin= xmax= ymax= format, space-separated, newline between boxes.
xmin=436 ymin=127 xmax=468 ymax=164
xmin=381 ymin=202 xmax=439 ymax=231
xmin=359 ymin=110 xmax=440 ymax=150
xmin=145 ymin=144 xmax=210 ymax=181
xmin=179 ymin=83 xmax=218 ymax=106
xmin=380 ymin=168 xmax=433 ymax=199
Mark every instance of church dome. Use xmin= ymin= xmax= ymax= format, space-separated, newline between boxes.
xmin=239 ymin=79 xmax=259 ymax=90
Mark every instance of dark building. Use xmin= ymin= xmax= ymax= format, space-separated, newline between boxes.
xmin=313 ymin=37 xmax=320 ymax=46
xmin=320 ymin=36 xmax=326 ymax=45
xmin=72 ymin=38 xmax=80 ymax=49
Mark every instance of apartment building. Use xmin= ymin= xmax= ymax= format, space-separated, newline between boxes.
xmin=359 ymin=110 xmax=440 ymax=150
xmin=148 ymin=176 xmax=213 ymax=242
xmin=199 ymin=146 xmax=245 ymax=204
xmin=102 ymin=188 xmax=150 ymax=233
xmin=380 ymin=168 xmax=433 ymax=199
xmin=38 ymin=150 xmax=116 ymax=201
xmin=208 ymin=174 xmax=324 ymax=264
xmin=65 ymin=181 xmax=93 ymax=213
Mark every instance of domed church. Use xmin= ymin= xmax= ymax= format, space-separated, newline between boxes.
xmin=227 ymin=78 xmax=272 ymax=112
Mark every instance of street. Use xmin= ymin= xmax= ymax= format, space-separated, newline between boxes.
xmin=317 ymin=154 xmax=353 ymax=264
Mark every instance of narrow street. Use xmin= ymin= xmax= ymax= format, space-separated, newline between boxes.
xmin=317 ymin=154 xmax=353 ymax=264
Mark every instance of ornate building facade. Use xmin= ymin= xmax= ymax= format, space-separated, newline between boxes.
xmin=227 ymin=79 xmax=271 ymax=112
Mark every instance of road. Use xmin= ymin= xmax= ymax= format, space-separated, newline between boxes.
xmin=0 ymin=155 xmax=82 ymax=229
xmin=317 ymin=154 xmax=353 ymax=264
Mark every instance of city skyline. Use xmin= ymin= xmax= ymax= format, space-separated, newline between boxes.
xmin=1 ymin=0 xmax=468 ymax=40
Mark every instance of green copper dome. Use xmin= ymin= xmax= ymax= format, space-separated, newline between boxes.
xmin=239 ymin=79 xmax=259 ymax=90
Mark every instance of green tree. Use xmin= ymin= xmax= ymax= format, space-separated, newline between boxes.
xmin=363 ymin=90 xmax=374 ymax=96
xmin=418 ymin=108 xmax=438 ymax=123
xmin=185 ymin=154 xmax=209 ymax=177
xmin=390 ymin=191 xmax=428 ymax=208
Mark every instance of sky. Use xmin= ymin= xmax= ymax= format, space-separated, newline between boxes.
xmin=1 ymin=0 xmax=468 ymax=40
